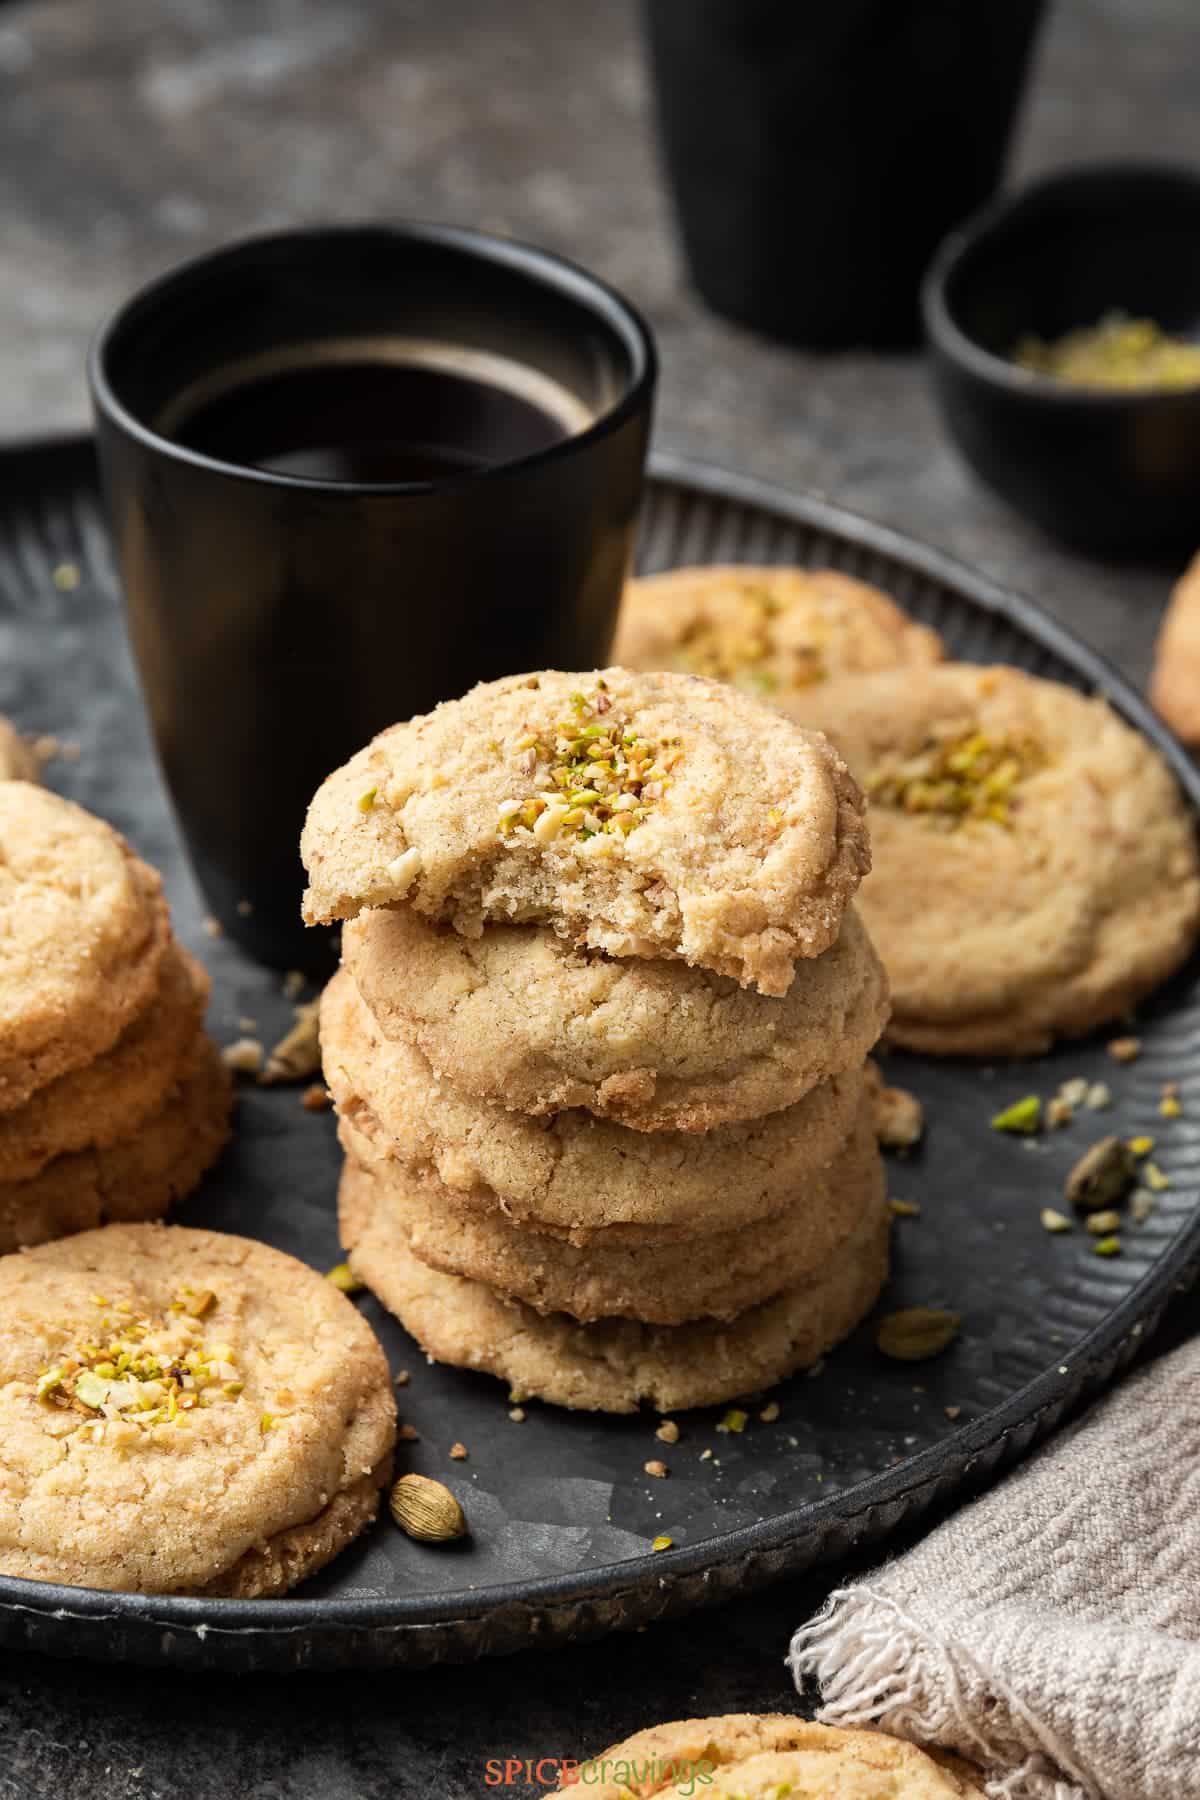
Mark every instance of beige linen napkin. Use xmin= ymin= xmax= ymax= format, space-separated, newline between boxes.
xmin=788 ymin=1336 xmax=1200 ymax=1800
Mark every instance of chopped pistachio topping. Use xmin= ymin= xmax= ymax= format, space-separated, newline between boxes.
xmin=716 ymin=1408 xmax=747 ymax=1434
xmin=1144 ymin=1161 xmax=1171 ymax=1192
xmin=889 ymin=1198 xmax=922 ymax=1219
xmin=866 ymin=722 xmax=1043 ymax=829
xmin=34 ymin=1288 xmax=245 ymax=1435
xmin=991 ymin=1095 xmax=1041 ymax=1135
xmin=325 ymin=1262 xmax=364 ymax=1295
xmin=1159 ymin=1093 xmax=1182 ymax=1118
xmin=1093 ymin=1235 xmax=1122 ymax=1257
xmin=497 ymin=686 xmax=682 ymax=844
xmin=650 ymin=1534 xmax=674 ymax=1552
xmin=356 ymin=786 xmax=377 ymax=812
xmin=672 ymin=583 xmax=826 ymax=692
xmin=1128 ymin=1135 xmax=1155 ymax=1158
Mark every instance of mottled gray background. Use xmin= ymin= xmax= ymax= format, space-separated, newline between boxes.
xmin=0 ymin=0 xmax=1196 ymax=1793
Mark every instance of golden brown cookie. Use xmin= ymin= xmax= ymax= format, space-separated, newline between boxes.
xmin=0 ymin=1036 xmax=232 ymax=1253
xmin=0 ymin=786 xmax=171 ymax=1110
xmin=322 ymin=967 xmax=865 ymax=1239
xmin=302 ymin=668 xmax=870 ymax=995
xmin=0 ymin=943 xmax=210 ymax=1184
xmin=341 ymin=1160 xmax=889 ymax=1412
xmin=0 ymin=1222 xmax=396 ymax=1595
xmin=614 ymin=564 xmax=942 ymax=700
xmin=789 ymin=663 xmax=1200 ymax=1054
xmin=0 ymin=725 xmax=38 ymax=783
xmin=343 ymin=903 xmax=887 ymax=1131
xmin=1151 ymin=549 xmax=1200 ymax=747
xmin=564 ymin=1713 xmax=984 ymax=1798
xmin=340 ymin=1097 xmax=882 ymax=1324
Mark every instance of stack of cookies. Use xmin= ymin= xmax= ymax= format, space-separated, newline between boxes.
xmin=0 ymin=782 xmax=231 ymax=1252
xmin=303 ymin=668 xmax=891 ymax=1413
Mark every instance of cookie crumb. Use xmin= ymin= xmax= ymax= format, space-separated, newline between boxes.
xmin=1107 ymin=1036 xmax=1141 ymax=1063
xmin=1144 ymin=1161 xmax=1170 ymax=1192
xmin=655 ymin=1419 xmax=680 ymax=1445
xmin=236 ymin=899 xmax=254 ymax=917
xmin=1085 ymin=1082 xmax=1112 ymax=1111
xmin=202 ymin=916 xmax=223 ymax=939
xmin=508 ymin=1406 xmax=526 ymax=1423
xmin=644 ymin=1459 xmax=668 ymax=1479
xmin=237 ymin=1016 xmax=258 ymax=1034
xmin=300 ymin=1084 xmax=330 ymax=1112
xmin=759 ymin=1402 xmax=780 ymax=1423
xmin=221 ymin=1037 xmax=264 ymax=1076
xmin=944 ymin=1405 xmax=962 ymax=1421
xmin=1085 ymin=1210 xmax=1122 ymax=1236
xmin=873 ymin=1082 xmax=924 ymax=1149
xmin=1131 ymin=1189 xmax=1155 ymax=1224
xmin=394 ymin=1370 xmax=411 ymax=1387
xmin=1058 ymin=1077 xmax=1089 ymax=1108
xmin=1046 ymin=1096 xmax=1074 ymax=1129
xmin=282 ymin=970 xmax=306 ymax=1000
xmin=1041 ymin=1208 xmax=1072 ymax=1234
xmin=449 ymin=1442 xmax=468 ymax=1461
xmin=398 ymin=1422 xmax=420 ymax=1442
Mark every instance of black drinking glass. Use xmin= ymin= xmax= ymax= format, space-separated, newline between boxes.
xmin=89 ymin=224 xmax=656 ymax=968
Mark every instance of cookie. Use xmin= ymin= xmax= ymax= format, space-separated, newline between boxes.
xmin=788 ymin=663 xmax=1200 ymax=1053
xmin=0 ymin=943 xmax=210 ymax=1184
xmin=0 ymin=1222 xmax=395 ymax=1595
xmin=1150 ymin=548 xmax=1200 ymax=747
xmin=613 ymin=565 xmax=943 ymax=700
xmin=0 ymin=786 xmax=171 ymax=1110
xmin=322 ymin=968 xmax=864 ymax=1239
xmin=344 ymin=900 xmax=886 ymax=1131
xmin=340 ymin=1159 xmax=888 ymax=1412
xmin=566 ymin=1714 xmax=984 ymax=1799
xmin=0 ymin=726 xmax=38 ymax=783
xmin=0 ymin=1036 xmax=232 ymax=1253
xmin=302 ymin=668 xmax=870 ymax=995
xmin=340 ymin=1097 xmax=882 ymax=1324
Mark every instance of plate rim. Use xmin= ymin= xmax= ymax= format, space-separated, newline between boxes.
xmin=1 ymin=438 xmax=1198 ymax=1650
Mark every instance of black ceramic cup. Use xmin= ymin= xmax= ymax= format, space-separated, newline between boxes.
xmin=90 ymin=224 xmax=656 ymax=969
xmin=641 ymin=0 xmax=1044 ymax=349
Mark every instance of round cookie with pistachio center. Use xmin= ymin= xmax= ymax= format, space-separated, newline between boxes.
xmin=613 ymin=564 xmax=943 ymax=702
xmin=0 ymin=724 xmax=38 ymax=783
xmin=565 ymin=1714 xmax=984 ymax=1799
xmin=322 ymin=968 xmax=865 ymax=1239
xmin=301 ymin=667 xmax=870 ymax=995
xmin=0 ymin=942 xmax=210 ymax=1184
xmin=0 ymin=1034 xmax=233 ymax=1253
xmin=340 ymin=1160 xmax=889 ymax=1412
xmin=343 ymin=903 xmax=887 ymax=1131
xmin=0 ymin=786 xmax=171 ymax=1111
xmin=0 ymin=1222 xmax=396 ymax=1595
xmin=788 ymin=663 xmax=1200 ymax=1054
xmin=339 ymin=1095 xmax=883 ymax=1324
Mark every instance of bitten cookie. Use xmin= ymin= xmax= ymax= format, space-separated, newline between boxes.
xmin=339 ymin=1096 xmax=883 ymax=1325
xmin=0 ymin=943 xmax=210 ymax=1184
xmin=789 ymin=663 xmax=1200 ymax=1054
xmin=302 ymin=667 xmax=870 ymax=994
xmin=321 ymin=968 xmax=865 ymax=1239
xmin=0 ymin=786 xmax=170 ymax=1110
xmin=0 ymin=1223 xmax=396 ymax=1595
xmin=339 ymin=1161 xmax=888 ymax=1412
xmin=0 ymin=725 xmax=38 ymax=783
xmin=563 ymin=1713 xmax=984 ymax=1799
xmin=613 ymin=564 xmax=942 ymax=699
xmin=343 ymin=903 xmax=887 ymax=1131
xmin=0 ymin=1036 xmax=233 ymax=1253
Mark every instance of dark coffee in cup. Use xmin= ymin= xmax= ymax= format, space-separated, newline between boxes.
xmin=161 ymin=338 xmax=595 ymax=485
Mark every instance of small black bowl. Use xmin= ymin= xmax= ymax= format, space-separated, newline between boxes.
xmin=923 ymin=162 xmax=1200 ymax=555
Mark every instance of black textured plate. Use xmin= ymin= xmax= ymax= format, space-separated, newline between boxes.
xmin=1 ymin=438 xmax=1198 ymax=1671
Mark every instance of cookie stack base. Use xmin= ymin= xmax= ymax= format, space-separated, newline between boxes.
xmin=340 ymin=1156 xmax=889 ymax=1413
